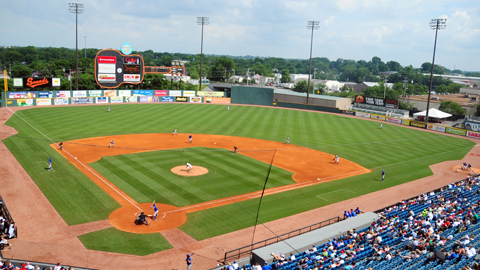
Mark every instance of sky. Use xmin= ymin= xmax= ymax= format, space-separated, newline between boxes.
xmin=2 ymin=0 xmax=480 ymax=71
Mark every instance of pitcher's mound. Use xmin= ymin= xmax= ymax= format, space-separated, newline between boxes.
xmin=171 ymin=165 xmax=208 ymax=176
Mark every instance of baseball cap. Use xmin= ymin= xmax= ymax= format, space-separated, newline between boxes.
xmin=187 ymin=254 xmax=190 ymax=257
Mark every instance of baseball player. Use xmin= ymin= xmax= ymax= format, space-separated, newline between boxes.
xmin=189 ymin=134 xmax=193 ymax=143
xmin=108 ymin=140 xmax=115 ymax=148
xmin=335 ymin=155 xmax=340 ymax=165
xmin=59 ymin=142 xmax=63 ymax=150
xmin=151 ymin=201 xmax=159 ymax=221
xmin=380 ymin=123 xmax=383 ymax=129
xmin=286 ymin=137 xmax=290 ymax=144
xmin=107 ymin=107 xmax=111 ymax=112
xmin=48 ymin=157 xmax=52 ymax=171
xmin=382 ymin=169 xmax=385 ymax=182
xmin=186 ymin=162 xmax=192 ymax=172
xmin=234 ymin=146 xmax=238 ymax=153
xmin=227 ymin=105 xmax=229 ymax=111
xmin=173 ymin=128 xmax=177 ymax=135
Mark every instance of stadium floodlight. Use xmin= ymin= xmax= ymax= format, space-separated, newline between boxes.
xmin=306 ymin=21 xmax=320 ymax=104
xmin=197 ymin=17 xmax=209 ymax=91
xmin=68 ymin=3 xmax=84 ymax=90
xmin=425 ymin=18 xmax=447 ymax=123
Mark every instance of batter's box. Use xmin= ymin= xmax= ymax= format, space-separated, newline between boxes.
xmin=316 ymin=188 xmax=356 ymax=202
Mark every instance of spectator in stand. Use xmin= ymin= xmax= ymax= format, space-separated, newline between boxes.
xmin=261 ymin=262 xmax=272 ymax=270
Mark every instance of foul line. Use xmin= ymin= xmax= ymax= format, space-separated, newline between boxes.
xmin=316 ymin=188 xmax=356 ymax=201
xmin=7 ymin=108 xmax=142 ymax=212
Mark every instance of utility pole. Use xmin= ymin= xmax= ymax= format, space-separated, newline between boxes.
xmin=383 ymin=78 xmax=388 ymax=99
xmin=197 ymin=17 xmax=209 ymax=91
xmin=68 ymin=3 xmax=84 ymax=90
xmin=306 ymin=21 xmax=320 ymax=104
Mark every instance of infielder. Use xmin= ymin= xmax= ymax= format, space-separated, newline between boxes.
xmin=186 ymin=162 xmax=192 ymax=172
xmin=151 ymin=202 xmax=159 ymax=221
xmin=59 ymin=142 xmax=63 ymax=150
xmin=109 ymin=140 xmax=115 ymax=148
xmin=234 ymin=146 xmax=238 ymax=153
xmin=189 ymin=134 xmax=193 ymax=143
xmin=286 ymin=137 xmax=290 ymax=144
xmin=335 ymin=155 xmax=340 ymax=165
xmin=173 ymin=128 xmax=177 ymax=135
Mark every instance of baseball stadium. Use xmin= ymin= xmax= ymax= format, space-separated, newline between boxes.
xmin=1 ymin=86 xmax=479 ymax=270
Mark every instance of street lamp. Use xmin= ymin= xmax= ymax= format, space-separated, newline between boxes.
xmin=306 ymin=21 xmax=320 ymax=104
xmin=425 ymin=18 xmax=447 ymax=123
xmin=68 ymin=3 xmax=84 ymax=90
xmin=197 ymin=17 xmax=209 ymax=91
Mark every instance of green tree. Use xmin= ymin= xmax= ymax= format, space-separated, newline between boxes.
xmin=280 ymin=69 xmax=291 ymax=83
xmin=438 ymin=101 xmax=466 ymax=115
xmin=293 ymin=80 xmax=312 ymax=93
xmin=314 ymin=83 xmax=327 ymax=95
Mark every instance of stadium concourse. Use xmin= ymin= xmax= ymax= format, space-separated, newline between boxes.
xmin=1 ymin=105 xmax=480 ymax=270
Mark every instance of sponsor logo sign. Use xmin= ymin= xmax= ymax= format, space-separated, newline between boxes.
xmin=121 ymin=43 xmax=133 ymax=55
xmin=403 ymin=119 xmax=411 ymax=126
xmin=98 ymin=74 xmax=116 ymax=82
xmin=169 ymin=90 xmax=181 ymax=96
xmin=96 ymin=97 xmax=108 ymax=103
xmin=139 ymin=96 xmax=153 ymax=102
xmin=98 ymin=64 xmax=116 ymax=74
xmin=197 ymin=91 xmax=224 ymax=97
xmin=104 ymin=90 xmax=116 ymax=97
xmin=465 ymin=122 xmax=480 ymax=131
xmin=25 ymin=77 xmax=50 ymax=88
xmin=38 ymin=91 xmax=53 ymax=98
xmin=124 ymin=65 xmax=141 ymax=74
xmin=73 ymin=91 xmax=87 ymax=97
xmin=161 ymin=96 xmax=174 ymax=102
xmin=204 ymin=97 xmax=231 ymax=104
xmin=190 ymin=97 xmax=202 ymax=103
xmin=155 ymin=90 xmax=168 ymax=96
xmin=123 ymin=56 xmax=141 ymax=65
xmin=36 ymin=98 xmax=51 ymax=106
xmin=8 ymin=91 xmax=36 ymax=99
xmin=54 ymin=98 xmax=69 ymax=105
xmin=56 ymin=91 xmax=71 ymax=98
xmin=133 ymin=90 xmax=153 ymax=96
xmin=410 ymin=121 xmax=427 ymax=128
xmin=341 ymin=110 xmax=355 ymax=115
xmin=355 ymin=95 xmax=396 ymax=108
xmin=17 ymin=99 xmax=34 ymax=106
xmin=386 ymin=117 xmax=403 ymax=124
xmin=426 ymin=124 xmax=446 ymax=133
xmin=183 ymin=91 xmax=196 ymax=97
xmin=355 ymin=112 xmax=370 ymax=118
xmin=446 ymin=127 xmax=467 ymax=136
xmin=98 ymin=56 xmax=116 ymax=64
xmin=13 ymin=78 xmax=23 ymax=87
xmin=110 ymin=96 xmax=123 ymax=103
xmin=466 ymin=131 xmax=480 ymax=139
xmin=370 ymin=114 xmax=386 ymax=121
xmin=385 ymin=99 xmax=398 ymax=109
xmin=71 ymin=98 xmax=94 ymax=104
xmin=127 ymin=96 xmax=137 ymax=102
xmin=89 ymin=90 xmax=103 ymax=97
xmin=176 ymin=96 xmax=188 ymax=102
xmin=52 ymin=78 xmax=61 ymax=87
xmin=124 ymin=74 xmax=141 ymax=82
xmin=119 ymin=90 xmax=131 ymax=96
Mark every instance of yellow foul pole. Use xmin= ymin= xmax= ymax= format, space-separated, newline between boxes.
xmin=3 ymin=70 xmax=7 ymax=108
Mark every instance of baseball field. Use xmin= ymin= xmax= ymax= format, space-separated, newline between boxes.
xmin=2 ymin=103 xmax=476 ymax=257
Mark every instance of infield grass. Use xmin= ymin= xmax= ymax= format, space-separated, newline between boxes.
xmin=3 ymin=104 xmax=476 ymax=240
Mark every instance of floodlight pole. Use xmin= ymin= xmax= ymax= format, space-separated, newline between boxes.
xmin=69 ymin=3 xmax=84 ymax=90
xmin=426 ymin=18 xmax=446 ymax=123
xmin=306 ymin=21 xmax=319 ymax=104
xmin=197 ymin=17 xmax=209 ymax=91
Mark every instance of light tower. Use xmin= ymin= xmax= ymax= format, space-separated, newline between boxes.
xmin=197 ymin=17 xmax=209 ymax=91
xmin=306 ymin=21 xmax=320 ymax=103
xmin=68 ymin=3 xmax=84 ymax=90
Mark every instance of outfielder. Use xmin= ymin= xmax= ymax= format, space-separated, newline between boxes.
xmin=48 ymin=157 xmax=52 ymax=171
xmin=186 ymin=162 xmax=192 ymax=172
xmin=151 ymin=201 xmax=158 ymax=221
xmin=173 ymin=128 xmax=177 ymax=135
xmin=286 ymin=137 xmax=290 ymax=144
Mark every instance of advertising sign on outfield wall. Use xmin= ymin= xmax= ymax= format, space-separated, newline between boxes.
xmin=410 ymin=121 xmax=427 ymax=128
xmin=355 ymin=112 xmax=370 ymax=118
xmin=403 ymin=120 xmax=410 ymax=126
xmin=161 ymin=96 xmax=174 ymax=102
xmin=139 ymin=96 xmax=153 ymax=102
xmin=197 ymin=91 xmax=224 ymax=97
xmin=38 ymin=91 xmax=53 ymax=98
xmin=36 ymin=99 xmax=51 ymax=106
xmin=96 ymin=97 xmax=108 ymax=103
xmin=9 ymin=91 xmax=36 ymax=99
xmin=133 ymin=90 xmax=153 ymax=96
xmin=446 ymin=127 xmax=467 ymax=136
xmin=169 ymin=90 xmax=181 ymax=96
xmin=54 ymin=98 xmax=69 ymax=105
xmin=465 ymin=122 xmax=480 ymax=131
xmin=104 ymin=90 xmax=117 ymax=97
xmin=73 ymin=91 xmax=87 ymax=97
xmin=126 ymin=96 xmax=137 ymax=102
xmin=119 ymin=90 xmax=131 ymax=96
xmin=190 ymin=97 xmax=202 ymax=103
xmin=204 ymin=97 xmax=231 ymax=104
xmin=386 ymin=117 xmax=403 ymax=124
xmin=426 ymin=124 xmax=446 ymax=133
xmin=89 ymin=90 xmax=103 ymax=97
xmin=56 ymin=91 xmax=71 ymax=98
xmin=466 ymin=131 xmax=480 ymax=139
xmin=110 ymin=96 xmax=123 ymax=103
xmin=17 ymin=99 xmax=34 ymax=106
xmin=183 ymin=91 xmax=196 ymax=97
xmin=71 ymin=98 xmax=94 ymax=104
xmin=370 ymin=114 xmax=386 ymax=121
xmin=155 ymin=90 xmax=168 ymax=96
xmin=176 ymin=96 xmax=188 ymax=102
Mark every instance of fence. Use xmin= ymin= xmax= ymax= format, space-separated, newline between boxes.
xmin=223 ymin=216 xmax=340 ymax=263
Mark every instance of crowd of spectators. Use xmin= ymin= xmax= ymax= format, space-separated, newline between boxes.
xmin=226 ymin=175 xmax=480 ymax=270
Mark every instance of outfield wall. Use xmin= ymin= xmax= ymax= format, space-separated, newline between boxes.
xmin=230 ymin=86 xmax=273 ymax=106
xmin=274 ymin=101 xmax=340 ymax=113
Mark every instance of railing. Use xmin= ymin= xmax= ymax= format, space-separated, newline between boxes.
xmin=223 ymin=216 xmax=340 ymax=263
xmin=0 ymin=195 xmax=16 ymax=238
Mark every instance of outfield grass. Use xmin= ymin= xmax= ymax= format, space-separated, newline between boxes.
xmin=78 ymin=227 xmax=172 ymax=255
xmin=3 ymin=104 xmax=476 ymax=238
xmin=89 ymin=147 xmax=294 ymax=206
